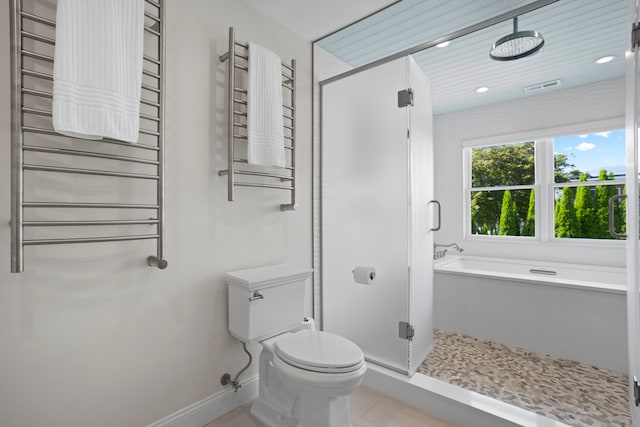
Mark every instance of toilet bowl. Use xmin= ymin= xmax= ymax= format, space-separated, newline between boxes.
xmin=252 ymin=329 xmax=366 ymax=427
xmin=225 ymin=264 xmax=367 ymax=427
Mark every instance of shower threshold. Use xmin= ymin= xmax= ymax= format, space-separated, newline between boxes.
xmin=364 ymin=331 xmax=631 ymax=427
xmin=419 ymin=330 xmax=630 ymax=427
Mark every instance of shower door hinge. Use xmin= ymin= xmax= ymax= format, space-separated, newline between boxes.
xmin=398 ymin=88 xmax=414 ymax=107
xmin=633 ymin=22 xmax=640 ymax=52
xmin=398 ymin=321 xmax=414 ymax=341
xmin=634 ymin=376 xmax=640 ymax=407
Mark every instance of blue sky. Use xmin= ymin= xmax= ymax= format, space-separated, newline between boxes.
xmin=554 ymin=129 xmax=626 ymax=178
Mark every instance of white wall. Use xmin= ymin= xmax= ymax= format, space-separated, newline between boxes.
xmin=0 ymin=1 xmax=312 ymax=426
xmin=433 ymin=78 xmax=626 ymax=266
xmin=312 ymin=46 xmax=353 ymax=324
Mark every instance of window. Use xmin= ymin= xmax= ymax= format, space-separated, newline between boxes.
xmin=553 ymin=130 xmax=626 ymax=239
xmin=465 ymin=128 xmax=625 ymax=241
xmin=469 ymin=142 xmax=535 ymax=236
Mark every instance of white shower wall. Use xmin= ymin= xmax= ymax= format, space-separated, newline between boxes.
xmin=0 ymin=1 xmax=312 ymax=426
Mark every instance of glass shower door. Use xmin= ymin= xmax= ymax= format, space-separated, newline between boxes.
xmin=321 ymin=57 xmax=412 ymax=373
xmin=626 ymin=0 xmax=640 ymax=422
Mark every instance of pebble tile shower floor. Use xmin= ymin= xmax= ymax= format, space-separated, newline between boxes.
xmin=420 ymin=329 xmax=631 ymax=426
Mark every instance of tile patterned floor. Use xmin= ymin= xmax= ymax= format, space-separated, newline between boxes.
xmin=205 ymin=385 xmax=455 ymax=427
xmin=419 ymin=329 xmax=631 ymax=427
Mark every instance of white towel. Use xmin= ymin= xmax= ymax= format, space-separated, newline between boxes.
xmin=247 ymin=42 xmax=286 ymax=167
xmin=52 ymin=0 xmax=145 ymax=143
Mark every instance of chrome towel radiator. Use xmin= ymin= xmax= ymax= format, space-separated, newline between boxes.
xmin=9 ymin=0 xmax=167 ymax=272
xmin=218 ymin=27 xmax=297 ymax=211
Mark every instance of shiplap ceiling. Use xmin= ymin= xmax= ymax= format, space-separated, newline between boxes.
xmin=315 ymin=0 xmax=629 ymax=114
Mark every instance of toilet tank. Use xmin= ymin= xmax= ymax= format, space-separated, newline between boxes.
xmin=226 ymin=264 xmax=312 ymax=344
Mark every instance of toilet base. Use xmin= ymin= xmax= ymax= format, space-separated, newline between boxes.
xmin=296 ymin=392 xmax=353 ymax=427
xmin=250 ymin=335 xmax=363 ymax=427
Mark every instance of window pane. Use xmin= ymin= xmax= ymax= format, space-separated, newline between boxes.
xmin=553 ymin=184 xmax=625 ymax=239
xmin=471 ymin=142 xmax=534 ymax=187
xmin=471 ymin=189 xmax=534 ymax=236
xmin=554 ymin=130 xmax=625 ymax=183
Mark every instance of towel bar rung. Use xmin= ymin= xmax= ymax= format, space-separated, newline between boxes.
xmin=23 ymin=164 xmax=160 ymax=180
xmin=21 ymin=30 xmax=55 ymax=45
xmin=22 ymin=107 xmax=161 ymax=137
xmin=140 ymin=128 xmax=160 ymax=137
xmin=24 ymin=234 xmax=159 ymax=246
xmin=140 ymin=112 xmax=161 ymax=122
xmin=143 ymin=69 xmax=161 ymax=80
xmin=20 ymin=11 xmax=55 ymax=27
xmin=230 ymin=170 xmax=293 ymax=180
xmin=21 ymin=126 xmax=160 ymax=151
xmin=142 ymin=84 xmax=160 ymax=94
xmin=24 ymin=219 xmax=159 ymax=227
xmin=235 ymin=182 xmax=293 ymax=191
xmin=143 ymin=54 xmax=160 ymax=65
xmin=21 ymin=106 xmax=50 ymax=116
xmin=144 ymin=11 xmax=160 ymax=23
xmin=21 ymin=49 xmax=53 ymax=63
xmin=22 ymin=87 xmax=52 ymax=98
xmin=232 ymin=158 xmax=294 ymax=170
xmin=144 ymin=26 xmax=160 ymax=37
xmin=23 ymin=202 xmax=160 ymax=209
xmin=141 ymin=98 xmax=160 ymax=108
xmin=23 ymin=144 xmax=160 ymax=165
xmin=22 ymin=68 xmax=53 ymax=81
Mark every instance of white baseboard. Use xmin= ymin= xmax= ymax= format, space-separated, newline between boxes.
xmin=148 ymin=375 xmax=258 ymax=427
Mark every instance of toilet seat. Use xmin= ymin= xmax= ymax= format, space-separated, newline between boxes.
xmin=274 ymin=330 xmax=365 ymax=374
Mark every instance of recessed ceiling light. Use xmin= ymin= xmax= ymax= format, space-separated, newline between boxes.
xmin=436 ymin=41 xmax=450 ymax=48
xmin=476 ymin=86 xmax=489 ymax=93
xmin=595 ymin=55 xmax=615 ymax=64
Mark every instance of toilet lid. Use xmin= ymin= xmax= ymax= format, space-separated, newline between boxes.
xmin=274 ymin=330 xmax=365 ymax=374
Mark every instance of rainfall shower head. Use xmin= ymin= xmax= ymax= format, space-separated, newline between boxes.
xmin=490 ymin=17 xmax=544 ymax=61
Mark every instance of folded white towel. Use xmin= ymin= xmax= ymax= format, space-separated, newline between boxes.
xmin=247 ymin=42 xmax=285 ymax=167
xmin=52 ymin=0 xmax=145 ymax=143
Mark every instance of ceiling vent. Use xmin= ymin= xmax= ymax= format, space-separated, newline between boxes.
xmin=523 ymin=79 xmax=562 ymax=94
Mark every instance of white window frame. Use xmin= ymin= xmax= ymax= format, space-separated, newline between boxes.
xmin=462 ymin=118 xmax=625 ymax=245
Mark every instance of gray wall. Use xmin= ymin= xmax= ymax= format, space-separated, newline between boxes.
xmin=0 ymin=1 xmax=312 ymax=426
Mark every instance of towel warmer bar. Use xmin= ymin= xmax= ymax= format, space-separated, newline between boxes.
xmin=9 ymin=0 xmax=168 ymax=272
xmin=218 ymin=27 xmax=297 ymax=211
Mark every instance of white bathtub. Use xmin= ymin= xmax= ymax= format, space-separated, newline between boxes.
xmin=434 ymin=255 xmax=625 ymax=294
xmin=433 ymin=255 xmax=627 ymax=373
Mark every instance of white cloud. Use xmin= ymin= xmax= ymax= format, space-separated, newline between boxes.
xmin=575 ymin=142 xmax=596 ymax=151
xmin=579 ymin=134 xmax=588 ymax=138
xmin=594 ymin=131 xmax=611 ymax=138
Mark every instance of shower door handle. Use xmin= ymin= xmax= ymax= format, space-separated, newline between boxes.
xmin=429 ymin=200 xmax=441 ymax=231
xmin=608 ymin=194 xmax=627 ymax=238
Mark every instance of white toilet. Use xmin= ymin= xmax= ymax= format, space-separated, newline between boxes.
xmin=226 ymin=264 xmax=367 ymax=427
